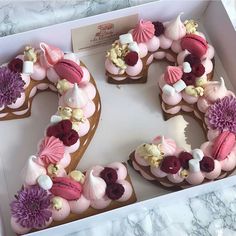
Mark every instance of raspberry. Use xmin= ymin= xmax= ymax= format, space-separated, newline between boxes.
xmin=160 ymin=156 xmax=181 ymax=174
xmin=192 ymin=63 xmax=205 ymax=77
xmin=153 ymin=21 xmax=165 ymax=36
xmin=57 ymin=120 xmax=72 ymax=134
xmin=100 ymin=167 xmax=118 ymax=184
xmin=178 ymin=152 xmax=193 ymax=169
xmin=181 ymin=72 xmax=196 ymax=86
xmin=200 ymin=156 xmax=215 ymax=172
xmin=47 ymin=120 xmax=79 ymax=146
xmin=106 ymin=183 xmax=125 ymax=200
xmin=61 ymin=129 xmax=79 ymax=146
xmin=124 ymin=51 xmax=138 ymax=66
xmin=8 ymin=58 xmax=23 ymax=73
xmin=184 ymin=54 xmax=201 ymax=67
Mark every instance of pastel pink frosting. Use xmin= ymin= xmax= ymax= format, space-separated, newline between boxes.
xmin=164 ymin=66 xmax=183 ymax=85
xmin=37 ymin=136 xmax=65 ymax=165
xmin=132 ymin=19 xmax=155 ymax=43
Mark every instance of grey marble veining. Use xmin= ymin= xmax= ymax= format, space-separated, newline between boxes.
xmin=0 ymin=0 xmax=155 ymax=37
xmin=66 ymin=186 xmax=236 ymax=236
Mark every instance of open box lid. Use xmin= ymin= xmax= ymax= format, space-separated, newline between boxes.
xmin=0 ymin=1 xmax=236 ymax=235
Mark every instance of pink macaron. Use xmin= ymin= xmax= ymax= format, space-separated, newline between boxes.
xmin=54 ymin=59 xmax=84 ymax=84
xmin=181 ymin=34 xmax=207 ymax=58
xmin=50 ymin=177 xmax=82 ymax=200
xmin=212 ymin=131 xmax=236 ymax=161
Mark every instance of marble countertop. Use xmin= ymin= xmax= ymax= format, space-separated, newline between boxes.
xmin=1 ymin=0 xmax=236 ymax=235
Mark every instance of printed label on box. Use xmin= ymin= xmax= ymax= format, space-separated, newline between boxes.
xmin=72 ymin=14 xmax=138 ymax=52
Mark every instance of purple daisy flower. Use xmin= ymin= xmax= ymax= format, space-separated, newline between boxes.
xmin=10 ymin=186 xmax=52 ymax=229
xmin=207 ymin=96 xmax=236 ymax=133
xmin=0 ymin=67 xmax=25 ymax=107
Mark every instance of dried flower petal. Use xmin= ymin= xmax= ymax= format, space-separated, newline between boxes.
xmin=10 ymin=186 xmax=52 ymax=229
xmin=207 ymin=96 xmax=236 ymax=133
xmin=0 ymin=67 xmax=25 ymax=107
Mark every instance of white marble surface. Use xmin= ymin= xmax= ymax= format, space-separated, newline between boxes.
xmin=1 ymin=0 xmax=236 ymax=236
xmin=0 ymin=0 xmax=155 ymax=37
xmin=67 ymin=185 xmax=236 ymax=236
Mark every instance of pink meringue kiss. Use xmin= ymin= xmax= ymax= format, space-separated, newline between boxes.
xmin=146 ymin=36 xmax=160 ymax=52
xmin=125 ymin=58 xmax=143 ymax=76
xmin=39 ymin=42 xmax=64 ymax=68
xmin=11 ymin=217 xmax=31 ymax=235
xmin=79 ymin=82 xmax=96 ymax=100
xmin=162 ymin=92 xmax=182 ymax=106
xmin=171 ymin=39 xmax=182 ymax=53
xmin=7 ymin=93 xmax=25 ymax=109
xmin=182 ymin=92 xmax=199 ymax=104
xmin=90 ymin=196 xmax=112 ymax=210
xmin=80 ymin=66 xmax=91 ymax=85
xmin=82 ymin=100 xmax=96 ymax=118
xmin=154 ymin=51 xmax=166 ymax=60
xmin=69 ymin=194 xmax=91 ymax=214
xmin=220 ymin=151 xmax=236 ymax=171
xmin=47 ymin=67 xmax=60 ymax=83
xmin=31 ymin=63 xmax=46 ymax=81
xmin=37 ymin=136 xmax=65 ymax=166
xmin=132 ymin=19 xmax=155 ymax=43
xmin=54 ymin=59 xmax=84 ymax=84
xmin=167 ymin=172 xmax=184 ymax=183
xmin=134 ymin=150 xmax=149 ymax=166
xmin=138 ymin=43 xmax=148 ymax=58
xmin=150 ymin=166 xmax=167 ymax=178
xmin=105 ymin=58 xmax=120 ymax=75
xmin=159 ymin=35 xmax=173 ymax=49
xmin=77 ymin=119 xmax=90 ymax=137
xmin=51 ymin=197 xmax=70 ymax=221
xmin=116 ymin=180 xmax=133 ymax=202
xmin=204 ymin=160 xmax=221 ymax=180
xmin=186 ymin=172 xmax=204 ymax=185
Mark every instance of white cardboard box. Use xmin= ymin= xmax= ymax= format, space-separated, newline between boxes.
xmin=0 ymin=1 xmax=236 ymax=235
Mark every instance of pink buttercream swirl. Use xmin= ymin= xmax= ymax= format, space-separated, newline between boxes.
xmin=132 ymin=19 xmax=155 ymax=43
xmin=38 ymin=136 xmax=65 ymax=165
xmin=164 ymin=66 xmax=183 ymax=85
